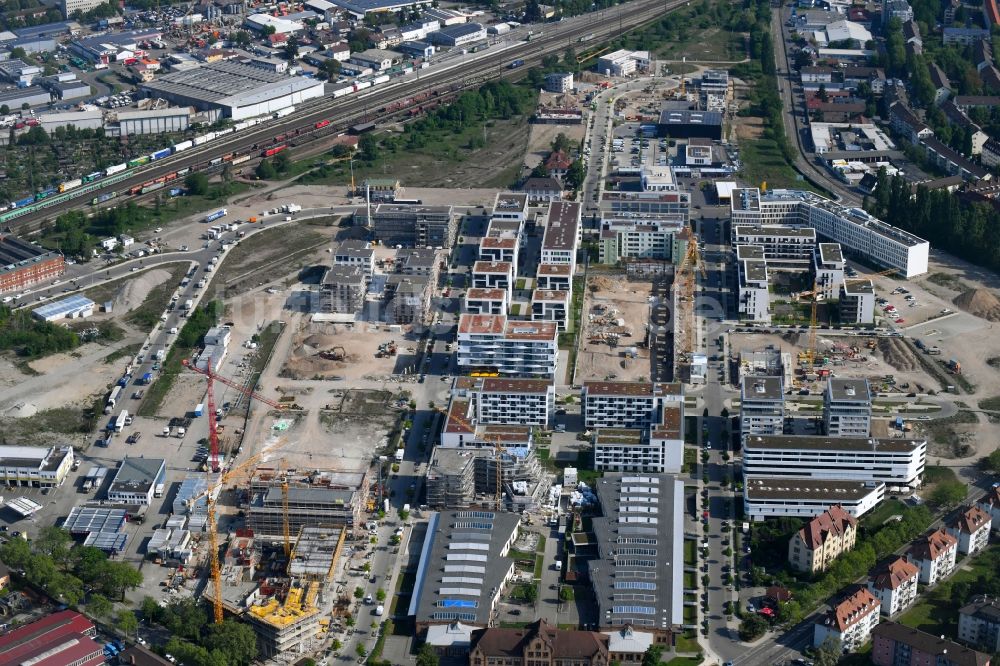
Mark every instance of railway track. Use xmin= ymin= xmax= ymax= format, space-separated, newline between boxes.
xmin=8 ymin=0 xmax=683 ymax=233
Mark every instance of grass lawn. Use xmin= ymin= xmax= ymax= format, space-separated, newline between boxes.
xmin=861 ymin=499 xmax=906 ymax=528
xmin=900 ymin=544 xmax=999 ymax=635
xmin=674 ymin=631 xmax=701 ymax=653
xmin=684 ymin=571 xmax=697 ymax=589
xmin=664 ymin=656 xmax=702 ymax=666
xmin=739 ymin=136 xmax=815 ymax=192
xmin=655 ymin=25 xmax=745 ymax=61
xmin=684 ymin=539 xmax=697 ymax=566
xmin=682 ymin=605 xmax=697 ymax=623
xmin=978 ymin=396 xmax=1000 ymax=410
xmin=683 ymin=447 xmax=697 ymax=472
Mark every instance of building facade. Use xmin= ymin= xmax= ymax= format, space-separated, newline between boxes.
xmin=813 ymin=587 xmax=881 ymax=652
xmin=867 ymin=557 xmax=919 ymax=617
xmin=740 ymin=376 xmax=785 ymax=436
xmin=0 ymin=444 xmax=74 ymax=487
xmin=824 ymin=378 xmax=872 ymax=437
xmin=581 ymin=381 xmax=684 ymax=430
xmin=906 ymin=527 xmax=958 ymax=585
xmin=946 ymin=505 xmax=992 ymax=556
xmin=958 ymin=596 xmax=1000 ymax=654
xmin=872 ymin=622 xmax=991 ymax=666
xmin=744 ymin=478 xmax=885 ymax=521
xmin=456 ymin=314 xmax=558 ymax=378
xmin=788 ymin=504 xmax=858 ymax=573
xmin=0 ymin=234 xmax=65 ymax=294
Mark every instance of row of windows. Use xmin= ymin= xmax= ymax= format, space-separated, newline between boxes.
xmin=614 ymin=581 xmax=657 ymax=590
xmin=617 ymin=547 xmax=657 ymax=556
xmin=617 ymin=537 xmax=658 ymax=545
xmin=612 ymin=605 xmax=656 ymax=615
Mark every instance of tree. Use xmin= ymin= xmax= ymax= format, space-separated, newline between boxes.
xmin=256 ymin=159 xmax=277 ymax=180
xmin=738 ymin=614 xmax=768 ymax=642
xmin=0 ymin=535 xmax=32 ymax=569
xmin=141 ymin=596 xmax=163 ymax=624
xmin=523 ymin=583 xmax=538 ymax=604
xmin=530 ymin=163 xmax=550 ymax=178
xmin=641 ymin=645 xmax=665 ymax=666
xmin=416 ymin=643 xmax=440 ymax=666
xmin=929 ymin=480 xmax=966 ymax=508
xmin=399 ymin=508 xmax=410 ymax=521
xmin=559 ymin=586 xmax=575 ymax=601
xmin=551 ymin=132 xmax=572 ymax=153
xmin=376 ymin=588 xmax=386 ymax=602
xmin=87 ymin=593 xmax=113 ymax=621
xmin=359 ymin=133 xmax=379 ymax=162
xmin=117 ymin=610 xmax=139 ymax=639
xmin=331 ymin=639 xmax=343 ymax=651
xmin=100 ymin=560 xmax=143 ymax=600
xmin=817 ymin=83 xmax=828 ymax=102
xmin=984 ymin=448 xmax=1000 ymax=473
xmin=345 ymin=614 xmax=356 ymax=627
xmin=321 ymin=58 xmax=342 ymax=81
xmin=204 ymin=620 xmax=258 ymax=665
xmin=814 ymin=636 xmax=842 ymax=666
xmin=185 ymin=172 xmax=209 ymax=196
xmin=354 ymin=586 xmax=365 ymax=599
xmin=356 ymin=643 xmax=367 ymax=658
xmin=564 ymin=159 xmax=586 ymax=190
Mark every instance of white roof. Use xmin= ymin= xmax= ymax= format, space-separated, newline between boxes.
xmin=715 ymin=181 xmax=738 ymax=199
xmin=425 ymin=622 xmax=473 ymax=647
xmin=605 ymin=626 xmax=655 ymax=653
xmin=246 ymin=13 xmax=304 ymax=34
xmin=825 ymin=20 xmax=872 ymax=44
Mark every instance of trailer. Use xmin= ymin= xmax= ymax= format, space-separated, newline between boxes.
xmin=204 ymin=209 xmax=228 ymax=223
xmin=173 ymin=140 xmax=194 ymax=153
xmin=194 ymin=403 xmax=204 ymax=417
xmin=105 ymin=163 xmax=127 ymax=176
xmin=150 ymin=148 xmax=172 ymax=161
xmin=114 ymin=410 xmax=129 ymax=432
xmin=106 ymin=386 xmax=123 ymax=413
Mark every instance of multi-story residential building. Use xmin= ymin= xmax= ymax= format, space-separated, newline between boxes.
xmin=472 ymin=260 xmax=513 ymax=291
xmin=531 ymin=289 xmax=571 ymax=331
xmin=946 ymin=505 xmax=992 ymax=556
xmin=742 ymin=435 xmax=926 ymax=489
xmin=600 ymin=190 xmax=690 ymax=222
xmin=740 ymin=376 xmax=785 ymax=436
xmin=814 ymin=243 xmax=845 ymax=299
xmin=744 ymin=478 xmax=885 ymax=521
xmin=813 ymin=587 xmax=881 ymax=652
xmin=332 ymin=239 xmax=375 ymax=279
xmin=976 ymin=485 xmax=1000 ymax=531
xmin=593 ymin=402 xmax=685 ymax=474
xmin=463 ymin=287 xmax=508 ymax=315
xmin=448 ymin=376 xmax=555 ymax=428
xmin=318 ymin=266 xmax=366 ymax=314
xmin=456 ymin=314 xmax=558 ymax=378
xmin=371 ymin=203 xmax=455 ymax=248
xmin=468 ymin=619 xmax=610 ymax=666
xmin=731 ymin=224 xmax=817 ymax=271
xmin=906 ymin=527 xmax=958 ymax=585
xmin=788 ymin=504 xmax=858 ymax=573
xmin=729 ymin=188 xmax=930 ymax=277
xmin=581 ymin=381 xmax=684 ymax=430
xmin=384 ymin=274 xmax=431 ymax=325
xmin=536 ymin=263 xmax=573 ymax=291
xmin=840 ymin=279 xmax=876 ymax=324
xmin=478 ymin=235 xmax=519 ymax=267
xmin=867 ymin=557 xmax=919 ymax=617
xmin=872 ymin=621 xmax=991 ymax=666
xmin=824 ymin=378 xmax=872 ymax=437
xmin=540 ymin=201 xmax=581 ymax=265
xmin=0 ymin=444 xmax=74 ymax=488
xmin=491 ymin=192 xmax=529 ymax=225
xmin=598 ymin=217 xmax=685 ymax=264
xmin=958 ymin=596 xmax=1000 ymax=654
xmin=737 ymin=245 xmax=771 ymax=323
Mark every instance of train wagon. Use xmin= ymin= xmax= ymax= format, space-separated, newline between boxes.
xmin=263 ymin=145 xmax=287 ymax=157
xmin=315 ymin=119 xmax=331 ymax=129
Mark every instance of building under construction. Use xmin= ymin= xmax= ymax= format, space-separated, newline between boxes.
xmin=426 ymin=440 xmax=548 ymax=510
xmin=245 ymin=469 xmax=369 ymax=541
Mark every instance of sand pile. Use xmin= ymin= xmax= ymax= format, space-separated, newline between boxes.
xmin=877 ymin=338 xmax=920 ymax=372
xmin=953 ymin=288 xmax=1000 ymax=321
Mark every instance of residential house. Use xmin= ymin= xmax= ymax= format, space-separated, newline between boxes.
xmin=789 ymin=504 xmax=858 ymax=573
xmin=928 ymin=63 xmax=951 ymax=105
xmin=872 ymin=621 xmax=991 ymax=666
xmin=519 ymin=176 xmax=563 ymax=203
xmin=976 ymin=485 xmax=1000 ymax=531
xmin=906 ymin=527 xmax=958 ymax=585
xmin=813 ymin=586 xmax=881 ymax=652
xmin=544 ymin=150 xmax=574 ymax=180
xmin=958 ymin=596 xmax=1000 ymax=654
xmin=867 ymin=557 xmax=919 ymax=617
xmin=946 ymin=505 xmax=992 ymax=555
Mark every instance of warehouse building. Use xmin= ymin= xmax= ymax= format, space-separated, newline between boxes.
xmin=329 ymin=0 xmax=433 ymax=18
xmin=409 ymin=510 xmax=521 ymax=632
xmin=0 ymin=444 xmax=74 ymax=487
xmin=0 ymin=85 xmax=50 ymax=109
xmin=371 ymin=203 xmax=455 ymax=247
xmin=0 ymin=610 xmax=104 ymax=666
xmin=107 ymin=457 xmax=166 ymax=505
xmin=112 ymin=107 xmax=191 ymax=136
xmin=428 ymin=23 xmax=486 ymax=47
xmin=37 ymin=109 xmax=103 ymax=132
xmin=0 ymin=233 xmax=65 ymax=294
xmin=40 ymin=76 xmax=90 ymax=100
xmin=139 ymin=61 xmax=324 ymax=121
xmin=589 ymin=473 xmax=684 ymax=643
xmin=32 ymin=295 xmax=95 ymax=322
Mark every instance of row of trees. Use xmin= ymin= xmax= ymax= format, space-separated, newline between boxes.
xmin=866 ymin=170 xmax=1000 ymax=273
xmin=0 ymin=305 xmax=80 ymax=358
xmin=141 ymin=597 xmax=258 ymax=666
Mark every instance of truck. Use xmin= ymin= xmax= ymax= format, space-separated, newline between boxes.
xmin=106 ymin=386 xmax=122 ymax=413
xmin=394 ymin=448 xmax=404 ymax=462
xmin=154 ymin=483 xmax=165 ymax=498
xmin=280 ymin=203 xmax=302 ymax=214
xmin=194 ymin=403 xmax=204 ymax=417
xmin=117 ymin=374 xmax=131 ymax=388
xmin=204 ymin=209 xmax=228 ymax=223
xmin=141 ymin=372 xmax=153 ymax=385
xmin=183 ymin=299 xmax=193 ymax=311
xmin=114 ymin=410 xmax=129 ymax=433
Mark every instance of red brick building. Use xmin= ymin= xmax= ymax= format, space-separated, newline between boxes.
xmin=0 ymin=234 xmax=64 ymax=294
xmin=0 ymin=610 xmax=105 ymax=666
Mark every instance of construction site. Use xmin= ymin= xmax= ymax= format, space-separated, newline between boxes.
xmin=425 ymin=444 xmax=550 ymax=511
xmin=577 ymin=275 xmax=655 ymax=382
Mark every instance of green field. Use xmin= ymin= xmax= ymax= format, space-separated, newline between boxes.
xmin=900 ymin=544 xmax=1000 ymax=635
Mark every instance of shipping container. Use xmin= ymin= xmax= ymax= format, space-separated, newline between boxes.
xmin=35 ymin=187 xmax=58 ymax=201
xmin=83 ymin=171 xmax=103 ymax=183
xmin=314 ymin=119 xmax=331 ymax=129
xmin=204 ymin=208 xmax=228 ymax=223
xmin=273 ymin=106 xmax=295 ymax=118
xmin=349 ymin=121 xmax=376 ymax=134
xmin=13 ymin=195 xmax=35 ymax=208
xmin=92 ymin=192 xmax=118 ymax=205
xmin=106 ymin=386 xmax=122 ymax=413
xmin=127 ymin=156 xmax=150 ymax=168
xmin=142 ymin=181 xmax=164 ymax=194
xmin=173 ymin=140 xmax=194 ymax=152
xmin=372 ymin=74 xmax=390 ymax=85
xmin=263 ymin=145 xmax=287 ymax=157
xmin=194 ymin=403 xmax=204 ymax=417
xmin=105 ymin=163 xmax=127 ymax=176
xmin=150 ymin=148 xmax=171 ymax=160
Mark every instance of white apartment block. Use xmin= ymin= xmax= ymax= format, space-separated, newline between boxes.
xmin=946 ymin=505 xmax=992 ymax=556
xmin=447 ymin=376 xmax=555 ymax=430
xmin=840 ymin=279 xmax=876 ymax=324
xmin=536 ymin=263 xmax=573 ymax=291
xmin=456 ymin=314 xmax=558 ymax=378
xmin=743 ymin=477 xmax=885 ymax=521
xmin=731 ymin=224 xmax=817 ymax=271
xmin=540 ymin=201 xmax=581 ymax=265
xmin=977 ymin=486 xmax=1000 ymax=531
xmin=464 ymin=287 xmax=509 ymax=315
xmin=492 ymin=192 xmax=529 ymax=224
xmin=813 ymin=587 xmax=881 ymax=652
xmin=479 ymin=235 xmax=519 ymax=267
xmin=737 ymin=246 xmax=771 ymax=323
xmin=593 ymin=404 xmax=685 ymax=473
xmin=531 ymin=289 xmax=570 ymax=331
xmin=814 ymin=243 xmax=845 ymax=300
xmin=867 ymin=557 xmax=919 ymax=617
xmin=824 ymin=378 xmax=872 ymax=437
xmin=472 ymin=260 xmax=514 ymax=290
xmin=730 ymin=188 xmax=930 ymax=277
xmin=742 ymin=435 xmax=926 ymax=489
xmin=581 ymin=381 xmax=684 ymax=430
xmin=740 ymin=376 xmax=785 ymax=436
xmin=598 ymin=217 xmax=685 ymax=264
xmin=906 ymin=528 xmax=958 ymax=586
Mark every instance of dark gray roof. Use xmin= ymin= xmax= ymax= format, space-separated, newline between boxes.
xmin=110 ymin=457 xmax=165 ymax=494
xmin=741 ymin=376 xmax=783 ymax=401
xmin=827 ymin=378 xmax=870 ymax=402
xmin=657 ymin=109 xmax=722 ymax=126
xmin=744 ymin=435 xmax=924 ymax=453
xmin=744 ymin=477 xmax=881 ymax=501
xmin=587 ymin=474 xmax=684 ymax=632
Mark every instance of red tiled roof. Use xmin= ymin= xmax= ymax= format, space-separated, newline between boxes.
xmin=545 ymin=150 xmax=573 ymax=170
xmin=869 ymin=557 xmax=918 ymax=590
xmin=826 ymin=587 xmax=879 ymax=632
xmin=470 ymin=619 xmax=609 ymax=659
xmin=797 ymin=504 xmax=857 ymax=550
xmin=952 ymin=505 xmax=991 ymax=534
xmin=0 ymin=611 xmax=102 ymax=666
xmin=907 ymin=527 xmax=957 ymax=562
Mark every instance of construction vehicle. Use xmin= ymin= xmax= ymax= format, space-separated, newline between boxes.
xmin=182 ymin=359 xmax=287 ymax=472
xmin=947 ymin=359 xmax=962 ymax=374
xmin=320 ymin=346 xmax=347 ymax=361
xmin=375 ymin=341 xmax=397 ymax=358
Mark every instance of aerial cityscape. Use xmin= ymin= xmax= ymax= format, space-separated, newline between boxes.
xmin=0 ymin=0 xmax=999 ymax=665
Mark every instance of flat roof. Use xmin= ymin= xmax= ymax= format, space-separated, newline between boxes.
xmin=818 ymin=242 xmax=843 ymax=264
xmin=652 ymin=403 xmax=683 ymax=439
xmin=458 ymin=313 xmax=506 ymax=335
xmin=0 ymin=444 xmax=70 ymax=472
xmin=473 ymin=260 xmax=512 ymax=274
xmin=744 ymin=476 xmax=883 ymax=501
xmin=493 ymin=192 xmax=528 ymax=213
xmin=479 ymin=377 xmax=553 ymax=394
xmin=657 ymin=109 xmax=722 ymax=126
xmin=543 ymin=202 xmax=581 ymax=250
xmin=827 ymin=378 xmax=870 ymax=402
xmin=532 ymin=289 xmax=570 ymax=302
xmin=741 ymin=376 xmax=783 ymax=401
xmin=537 ymin=263 xmax=572 ymax=276
xmin=733 ymin=224 xmax=818 ymax=239
xmin=594 ymin=428 xmax=644 ymax=446
xmin=110 ymin=457 xmax=164 ymax=495
xmin=32 ymin=294 xmax=94 ymax=319
xmin=465 ymin=287 xmax=507 ymax=300
xmin=741 ymin=259 xmax=768 ymax=282
xmin=140 ymin=60 xmax=322 ymax=109
xmin=744 ymin=435 xmax=925 ymax=453
xmin=735 ymin=244 xmax=765 ymax=260
xmin=583 ymin=381 xmax=682 ymax=398
xmin=480 ymin=236 xmax=517 ymax=249
xmin=322 ymin=265 xmax=365 ymax=286
xmin=842 ymin=278 xmax=874 ymax=294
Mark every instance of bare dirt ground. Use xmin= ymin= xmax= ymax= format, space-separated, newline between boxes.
xmin=576 ymin=276 xmax=653 ymax=382
xmin=109 ymin=268 xmax=174 ymax=314
xmin=524 ymin=120 xmax=588 ymax=170
xmin=278 ymin=319 xmax=420 ymax=381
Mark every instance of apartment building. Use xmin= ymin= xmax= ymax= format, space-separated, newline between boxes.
xmin=867 ymin=557 xmax=919 ymax=616
xmin=737 ymin=245 xmax=771 ymax=323
xmin=840 ymin=279 xmax=876 ymax=324
xmin=730 ymin=188 xmax=930 ymax=277
xmin=744 ymin=478 xmax=884 ymax=521
xmin=540 ymin=201 xmax=581 ymax=265
xmin=873 ymin=622 xmax=991 ymax=666
xmin=598 ymin=217 xmax=685 ymax=264
xmin=731 ymin=224 xmax=817 ymax=271
xmin=456 ymin=314 xmax=558 ymax=378
xmin=600 ymin=190 xmax=691 ymax=222
xmin=742 ymin=435 xmax=926 ymax=489
xmin=824 ymin=378 xmax=872 ymax=437
xmin=536 ymin=263 xmax=573 ymax=291
xmin=814 ymin=243 xmax=845 ymax=300
xmin=472 ymin=260 xmax=514 ymax=291
xmin=788 ymin=504 xmax=858 ymax=573
xmin=946 ymin=505 xmax=992 ymax=556
xmin=740 ymin=376 xmax=785 ymax=436
xmin=491 ymin=191 xmax=529 ymax=224
xmin=318 ymin=266 xmax=366 ymax=314
xmin=371 ymin=203 xmax=455 ymax=248
xmin=531 ymin=289 xmax=571 ymax=331
xmin=464 ymin=287 xmax=508 ymax=315
xmin=332 ymin=239 xmax=375 ymax=279
xmin=906 ymin=527 xmax=958 ymax=585
xmin=581 ymin=381 xmax=684 ymax=430
xmin=976 ymin=485 xmax=1000 ymax=531
xmin=958 ymin=596 xmax=1000 ymax=654
xmin=448 ymin=376 xmax=555 ymax=428
xmin=813 ymin=587 xmax=881 ymax=652
xmin=593 ymin=403 xmax=685 ymax=473
xmin=479 ymin=235 xmax=519 ymax=267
